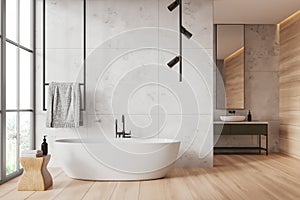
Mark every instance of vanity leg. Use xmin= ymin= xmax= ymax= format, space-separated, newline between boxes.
xmin=266 ymin=133 xmax=269 ymax=156
xmin=258 ymin=134 xmax=261 ymax=154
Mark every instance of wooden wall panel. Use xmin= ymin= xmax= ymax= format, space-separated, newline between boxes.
xmin=279 ymin=138 xmax=300 ymax=159
xmin=280 ymin=111 xmax=300 ymax=126
xmin=280 ymin=12 xmax=300 ymax=43
xmin=280 ymin=96 xmax=300 ymax=111
xmin=224 ymin=48 xmax=244 ymax=109
xmin=280 ymin=125 xmax=300 ymax=142
xmin=279 ymin=11 xmax=300 ymax=158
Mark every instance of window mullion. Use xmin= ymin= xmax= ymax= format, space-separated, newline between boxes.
xmin=16 ymin=0 xmax=20 ymax=171
xmin=1 ymin=0 xmax=7 ymax=181
xmin=32 ymin=0 xmax=36 ymax=150
xmin=1 ymin=0 xmax=34 ymax=184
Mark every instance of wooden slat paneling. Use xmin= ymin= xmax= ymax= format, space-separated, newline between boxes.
xmin=280 ymin=65 xmax=300 ymax=81
xmin=279 ymin=11 xmax=300 ymax=158
xmin=280 ymin=125 xmax=300 ymax=142
xmin=280 ymin=11 xmax=300 ymax=44
xmin=280 ymin=96 xmax=300 ymax=111
xmin=280 ymin=111 xmax=300 ymax=126
xmin=279 ymin=138 xmax=300 ymax=159
xmin=280 ymin=82 xmax=300 ymax=97
xmin=280 ymin=37 xmax=300 ymax=61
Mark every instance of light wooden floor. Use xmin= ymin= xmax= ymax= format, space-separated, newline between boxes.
xmin=1 ymin=154 xmax=300 ymax=200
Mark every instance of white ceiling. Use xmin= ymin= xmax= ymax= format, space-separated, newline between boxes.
xmin=214 ymin=0 xmax=300 ymax=24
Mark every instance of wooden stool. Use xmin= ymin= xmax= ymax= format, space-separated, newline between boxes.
xmin=18 ymin=154 xmax=53 ymax=191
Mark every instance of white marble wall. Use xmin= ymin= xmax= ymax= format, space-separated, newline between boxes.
xmin=215 ymin=25 xmax=280 ymax=152
xmin=36 ymin=0 xmax=214 ymax=167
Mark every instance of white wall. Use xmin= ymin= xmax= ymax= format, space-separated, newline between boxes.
xmin=36 ymin=0 xmax=214 ymax=167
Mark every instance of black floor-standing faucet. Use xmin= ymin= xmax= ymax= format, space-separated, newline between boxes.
xmin=115 ymin=115 xmax=131 ymax=138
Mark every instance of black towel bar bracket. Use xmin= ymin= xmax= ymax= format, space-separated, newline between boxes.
xmin=42 ymin=0 xmax=87 ymax=111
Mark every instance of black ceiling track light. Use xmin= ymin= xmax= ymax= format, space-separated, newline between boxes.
xmin=167 ymin=56 xmax=180 ymax=68
xmin=181 ymin=26 xmax=193 ymax=39
xmin=166 ymin=0 xmax=193 ymax=82
xmin=167 ymin=0 xmax=180 ymax=11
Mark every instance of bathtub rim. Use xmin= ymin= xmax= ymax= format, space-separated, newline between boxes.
xmin=55 ymin=137 xmax=181 ymax=144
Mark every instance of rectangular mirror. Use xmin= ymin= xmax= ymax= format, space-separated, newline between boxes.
xmin=216 ymin=24 xmax=245 ymax=110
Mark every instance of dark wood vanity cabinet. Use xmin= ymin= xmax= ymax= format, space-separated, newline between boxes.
xmin=214 ymin=122 xmax=268 ymax=155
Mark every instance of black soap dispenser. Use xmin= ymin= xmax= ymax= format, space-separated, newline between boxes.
xmin=247 ymin=110 xmax=252 ymax=122
xmin=41 ymin=135 xmax=48 ymax=155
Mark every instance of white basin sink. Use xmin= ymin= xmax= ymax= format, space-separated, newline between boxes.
xmin=220 ymin=116 xmax=246 ymax=122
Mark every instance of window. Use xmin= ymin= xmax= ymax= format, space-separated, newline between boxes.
xmin=0 ymin=0 xmax=35 ymax=183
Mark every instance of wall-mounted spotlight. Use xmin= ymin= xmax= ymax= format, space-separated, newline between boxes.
xmin=167 ymin=56 xmax=180 ymax=68
xmin=181 ymin=26 xmax=193 ymax=39
xmin=168 ymin=0 xmax=180 ymax=12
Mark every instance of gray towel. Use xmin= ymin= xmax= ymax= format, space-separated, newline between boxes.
xmin=46 ymin=82 xmax=81 ymax=128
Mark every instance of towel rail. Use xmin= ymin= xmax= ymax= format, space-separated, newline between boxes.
xmin=42 ymin=0 xmax=87 ymax=112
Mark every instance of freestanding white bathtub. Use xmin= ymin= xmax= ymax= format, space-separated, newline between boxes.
xmin=55 ymin=138 xmax=180 ymax=180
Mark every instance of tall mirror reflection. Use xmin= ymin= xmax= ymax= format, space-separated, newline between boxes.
xmin=216 ymin=25 xmax=245 ymax=110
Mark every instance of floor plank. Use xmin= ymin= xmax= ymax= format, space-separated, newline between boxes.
xmin=26 ymin=172 xmax=73 ymax=200
xmin=53 ymin=179 xmax=94 ymax=200
xmin=236 ymin=155 xmax=300 ymax=199
xmin=110 ymin=182 xmax=140 ymax=200
xmin=82 ymin=181 xmax=116 ymax=200
xmin=0 ymin=168 xmax=63 ymax=200
xmin=220 ymin=155 xmax=282 ymax=200
xmin=0 ymin=177 xmax=20 ymax=198
xmin=139 ymin=179 xmax=166 ymax=200
xmin=162 ymin=168 xmax=194 ymax=200
xmin=0 ymin=154 xmax=300 ymax=200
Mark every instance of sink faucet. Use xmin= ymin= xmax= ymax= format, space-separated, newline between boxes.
xmin=228 ymin=110 xmax=236 ymax=115
xmin=115 ymin=115 xmax=131 ymax=138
